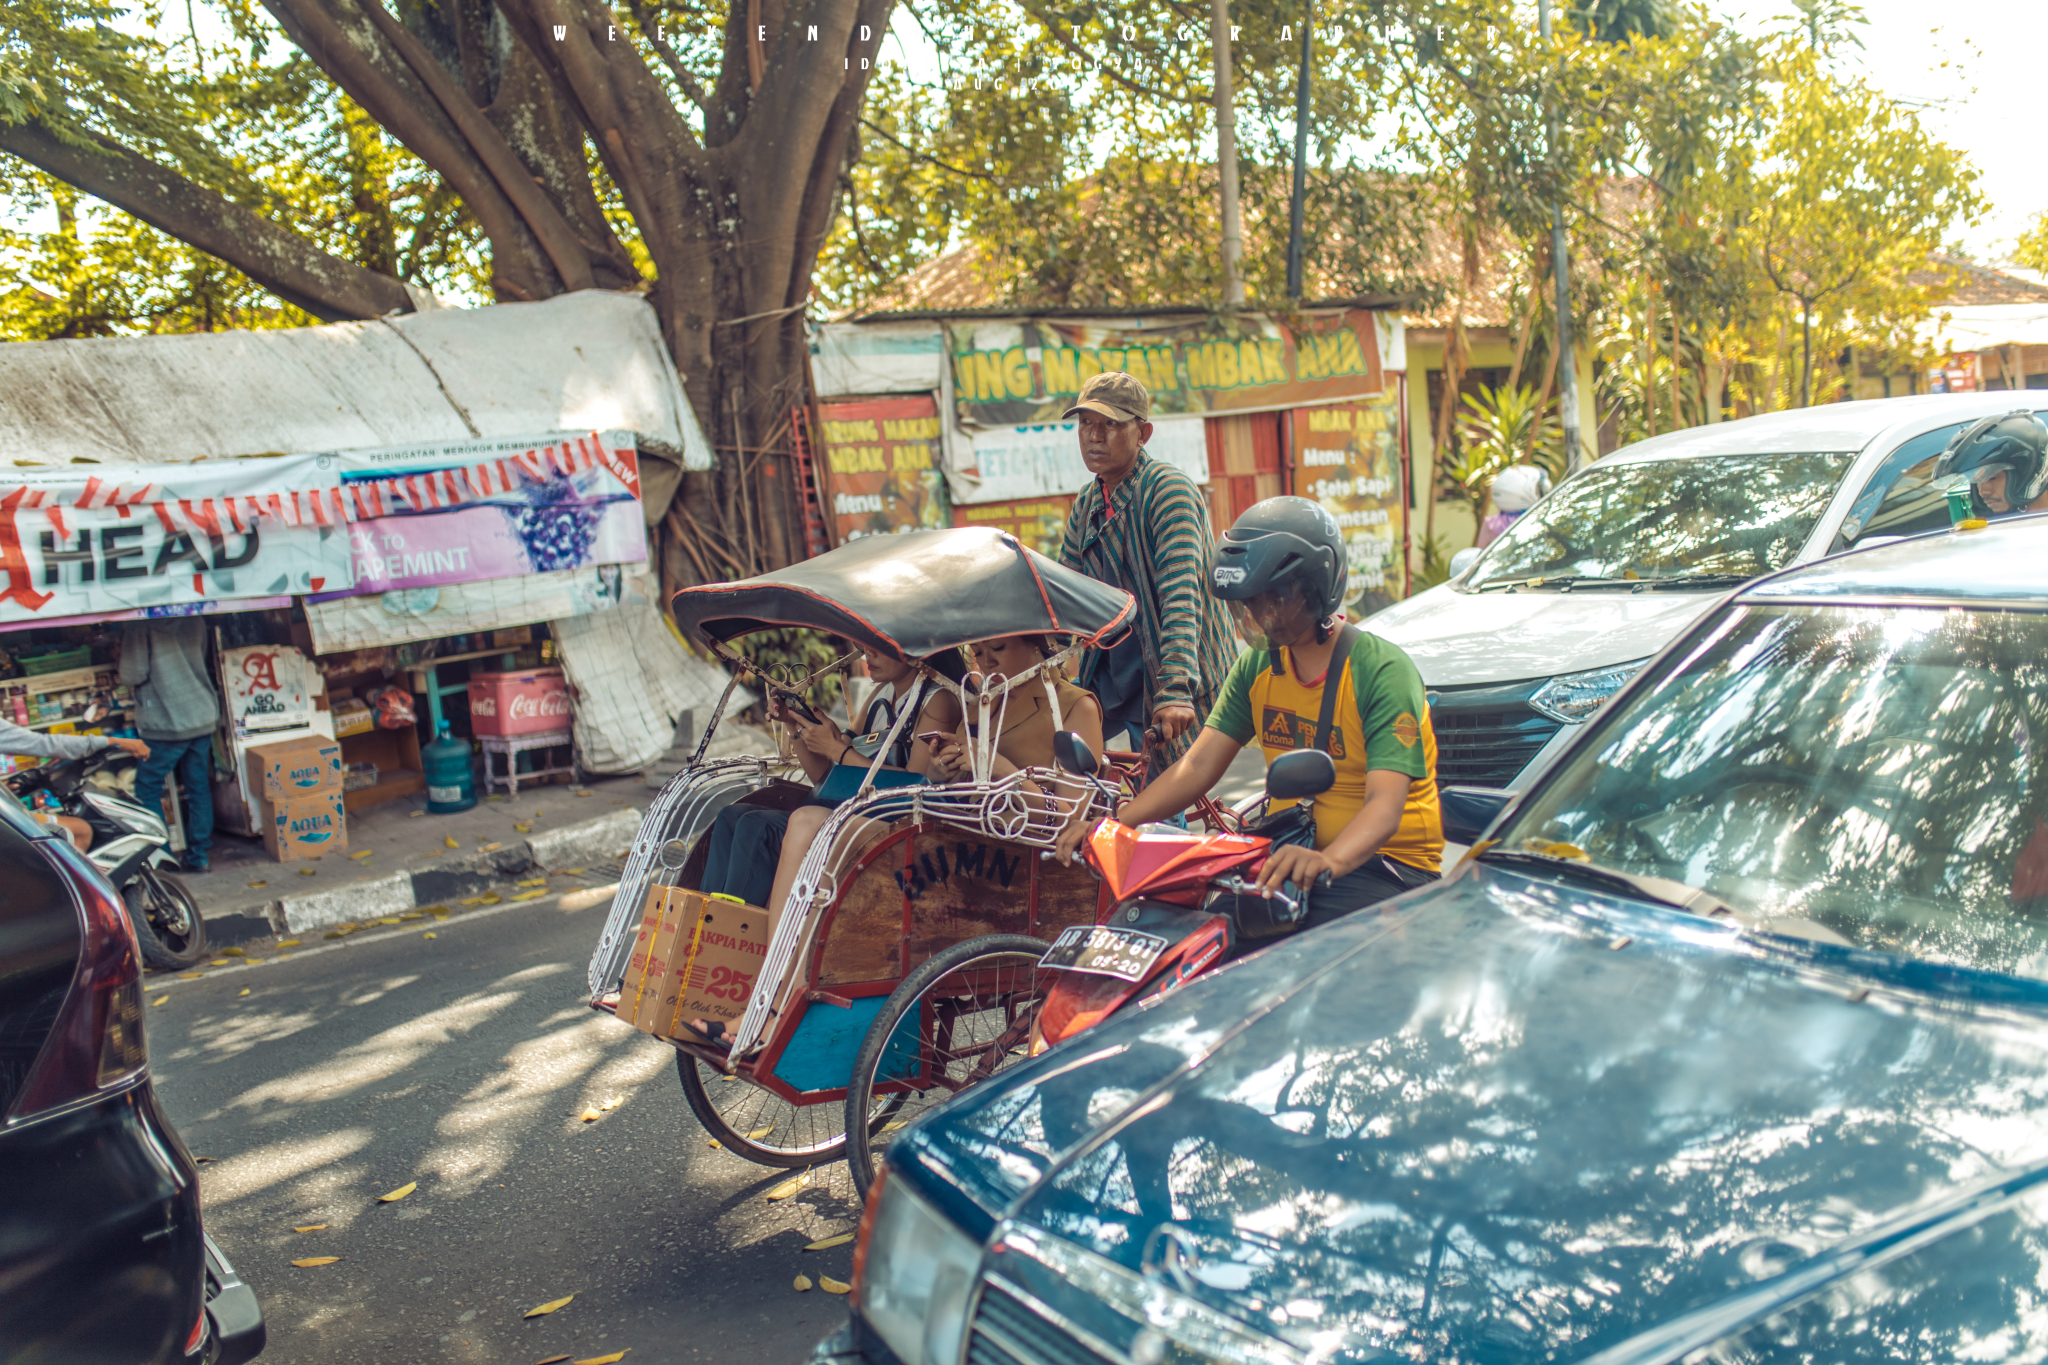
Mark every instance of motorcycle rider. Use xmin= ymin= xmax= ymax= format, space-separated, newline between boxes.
xmin=1057 ymin=497 xmax=1443 ymax=924
xmin=1936 ymin=410 xmax=2048 ymax=519
xmin=0 ymin=716 xmax=150 ymax=853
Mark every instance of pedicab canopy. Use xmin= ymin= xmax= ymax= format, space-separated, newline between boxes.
xmin=671 ymin=527 xmax=1135 ymax=661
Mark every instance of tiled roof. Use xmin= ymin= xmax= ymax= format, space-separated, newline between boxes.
xmin=1914 ymin=255 xmax=2048 ymax=305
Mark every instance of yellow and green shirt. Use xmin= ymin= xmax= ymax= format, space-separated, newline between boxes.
xmin=1206 ymin=632 xmax=1442 ymax=873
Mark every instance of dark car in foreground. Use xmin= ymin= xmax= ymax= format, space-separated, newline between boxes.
xmin=0 ymin=798 xmax=262 ymax=1362
xmin=824 ymin=514 xmax=2048 ymax=1365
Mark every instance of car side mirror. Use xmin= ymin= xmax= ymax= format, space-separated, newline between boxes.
xmin=1449 ymin=547 xmax=1482 ymax=579
xmin=1441 ymin=786 xmax=1512 ymax=845
xmin=1052 ymin=730 xmax=1098 ymax=778
xmin=1266 ymin=750 xmax=1335 ymax=802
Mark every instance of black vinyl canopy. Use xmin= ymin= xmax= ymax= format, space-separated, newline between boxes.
xmin=672 ymin=527 xmax=1135 ymax=660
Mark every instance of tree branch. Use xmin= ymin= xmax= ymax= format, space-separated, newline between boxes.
xmin=0 ymin=118 xmax=413 ymax=321
xmin=624 ymin=0 xmax=714 ymax=112
xmin=857 ymin=117 xmax=995 ymax=181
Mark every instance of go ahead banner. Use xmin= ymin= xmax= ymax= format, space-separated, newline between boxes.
xmin=0 ymin=452 xmax=354 ymax=626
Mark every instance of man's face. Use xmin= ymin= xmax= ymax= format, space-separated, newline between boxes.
xmin=1979 ymin=469 xmax=2013 ymax=513
xmin=1077 ymin=413 xmax=1152 ymax=482
xmin=1229 ymin=583 xmax=1319 ymax=652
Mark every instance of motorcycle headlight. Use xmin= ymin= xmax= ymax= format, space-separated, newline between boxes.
xmin=858 ymin=1178 xmax=983 ymax=1365
xmin=1528 ymin=660 xmax=1648 ymax=725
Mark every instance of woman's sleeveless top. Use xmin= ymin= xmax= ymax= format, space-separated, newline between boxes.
xmin=991 ymin=679 xmax=1096 ymax=771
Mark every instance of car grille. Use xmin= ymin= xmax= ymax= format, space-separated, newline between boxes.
xmin=967 ymin=1280 xmax=1117 ymax=1365
xmin=1429 ymin=683 xmax=1563 ymax=789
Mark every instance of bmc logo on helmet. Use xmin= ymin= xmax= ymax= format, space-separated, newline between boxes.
xmin=1213 ymin=566 xmax=1247 ymax=586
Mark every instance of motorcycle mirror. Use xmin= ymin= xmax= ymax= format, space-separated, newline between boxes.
xmin=1052 ymin=730 xmax=1099 ymax=778
xmin=1267 ymin=750 xmax=1336 ymax=802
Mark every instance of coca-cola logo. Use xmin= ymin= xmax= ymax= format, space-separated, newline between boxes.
xmin=473 ymin=697 xmax=497 ymax=716
xmin=509 ymin=691 xmax=572 ymax=719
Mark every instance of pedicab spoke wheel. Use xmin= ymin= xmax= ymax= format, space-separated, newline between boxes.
xmin=678 ymin=1054 xmax=851 ymax=1168
xmin=843 ymin=934 xmax=1051 ymax=1201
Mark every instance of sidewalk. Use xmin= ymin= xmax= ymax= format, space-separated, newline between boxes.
xmin=188 ymin=772 xmax=650 ymax=943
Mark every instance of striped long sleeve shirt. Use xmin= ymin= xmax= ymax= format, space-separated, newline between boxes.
xmin=1059 ymin=452 xmax=1241 ymax=766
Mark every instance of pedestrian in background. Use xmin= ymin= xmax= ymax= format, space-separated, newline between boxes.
xmin=1057 ymin=371 xmax=1238 ymax=772
xmin=119 ymin=618 xmax=220 ymax=872
xmin=1476 ymin=464 xmax=1552 ymax=549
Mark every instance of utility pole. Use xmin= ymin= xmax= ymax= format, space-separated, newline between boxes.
xmin=1536 ymin=0 xmax=1584 ymax=470
xmin=1286 ymin=5 xmax=1312 ymax=300
xmin=1210 ymin=0 xmax=1246 ymax=305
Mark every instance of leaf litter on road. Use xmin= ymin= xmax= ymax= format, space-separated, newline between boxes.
xmin=524 ymin=1294 xmax=575 ymax=1318
xmin=291 ymin=1257 xmax=340 ymax=1267
xmin=765 ymin=1173 xmax=808 ymax=1200
xmin=574 ymin=1353 xmax=629 ymax=1365
xmin=820 ymin=1276 xmax=851 ymax=1295
xmin=793 ymin=1275 xmax=813 ymax=1292
xmin=293 ymin=1225 xmax=326 ymax=1233
xmin=805 ymin=1234 xmax=854 ymax=1251
xmin=378 ymin=1182 xmax=417 ymax=1202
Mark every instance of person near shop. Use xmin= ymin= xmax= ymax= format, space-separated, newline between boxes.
xmin=0 ymin=719 xmax=150 ymax=853
xmin=1057 ymin=497 xmax=1443 ymax=926
xmin=1476 ymin=464 xmax=1552 ymax=548
xmin=1937 ymin=410 xmax=2048 ymax=518
xmin=119 ymin=618 xmax=221 ymax=873
xmin=1057 ymin=371 xmax=1238 ymax=773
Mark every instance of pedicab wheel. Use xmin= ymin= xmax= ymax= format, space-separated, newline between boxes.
xmin=843 ymin=933 xmax=1052 ymax=1201
xmin=677 ymin=1053 xmax=858 ymax=1168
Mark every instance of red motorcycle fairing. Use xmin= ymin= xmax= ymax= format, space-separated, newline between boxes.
xmin=1088 ymin=822 xmax=1268 ymax=906
xmin=1036 ymin=902 xmax=1235 ymax=1049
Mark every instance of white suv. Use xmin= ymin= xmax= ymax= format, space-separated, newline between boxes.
xmin=1365 ymin=393 xmax=2048 ymax=789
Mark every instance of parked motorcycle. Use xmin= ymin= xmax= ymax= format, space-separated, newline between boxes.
xmin=1032 ymin=731 xmax=1335 ymax=1050
xmin=4 ymin=746 xmax=208 ymax=969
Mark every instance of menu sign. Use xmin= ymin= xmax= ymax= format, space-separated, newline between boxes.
xmin=816 ymin=395 xmax=950 ymax=543
xmin=1291 ymin=398 xmax=1407 ymax=615
xmin=951 ymin=496 xmax=1074 ymax=559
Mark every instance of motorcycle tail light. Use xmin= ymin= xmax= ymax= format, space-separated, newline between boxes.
xmin=9 ymin=837 xmax=146 ymax=1121
xmin=183 ymin=1307 xmax=208 ymax=1356
xmin=1037 ymin=973 xmax=1132 ymax=1048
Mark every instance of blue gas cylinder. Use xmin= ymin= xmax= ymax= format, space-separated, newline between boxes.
xmin=422 ymin=721 xmax=477 ymax=813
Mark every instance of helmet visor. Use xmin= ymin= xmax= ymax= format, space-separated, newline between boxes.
xmin=1227 ymin=583 xmax=1318 ymax=651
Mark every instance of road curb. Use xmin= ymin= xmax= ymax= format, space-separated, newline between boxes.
xmin=265 ymin=807 xmax=641 ymax=934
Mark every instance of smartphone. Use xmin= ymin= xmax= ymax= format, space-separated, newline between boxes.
xmin=915 ymin=730 xmax=954 ymax=748
xmin=773 ymin=689 xmax=821 ymax=724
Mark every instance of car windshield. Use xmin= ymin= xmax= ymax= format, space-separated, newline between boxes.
xmin=1498 ymin=602 xmax=2048 ymax=978
xmin=1468 ymin=450 xmax=1856 ymax=588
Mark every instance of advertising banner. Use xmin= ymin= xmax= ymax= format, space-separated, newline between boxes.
xmin=1291 ymin=398 xmax=1407 ymax=617
xmin=817 ymin=395 xmax=950 ymax=542
xmin=945 ymin=310 xmax=1385 ymax=429
xmin=945 ymin=415 xmax=1209 ymax=506
xmin=0 ymin=453 xmax=353 ymax=626
xmin=332 ymin=430 xmax=646 ymax=595
xmin=304 ymin=565 xmax=627 ymax=655
xmin=950 ymin=496 xmax=1075 ymax=559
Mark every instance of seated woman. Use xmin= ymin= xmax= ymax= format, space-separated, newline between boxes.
xmin=928 ymin=635 xmax=1105 ymax=797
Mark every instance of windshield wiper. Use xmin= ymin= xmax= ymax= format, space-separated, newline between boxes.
xmin=1472 ymin=575 xmax=1642 ymax=593
xmin=1477 ymin=848 xmax=1748 ymax=921
xmin=1638 ymin=572 xmax=1754 ymax=591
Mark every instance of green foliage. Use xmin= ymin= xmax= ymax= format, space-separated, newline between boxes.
xmin=2015 ymin=213 xmax=2048 ymax=275
xmin=725 ymin=628 xmax=848 ymax=718
xmin=1446 ymin=383 xmax=1563 ymax=523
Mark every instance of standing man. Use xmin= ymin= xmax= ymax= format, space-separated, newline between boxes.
xmin=1058 ymin=371 xmax=1239 ymax=771
xmin=120 ymin=618 xmax=221 ymax=873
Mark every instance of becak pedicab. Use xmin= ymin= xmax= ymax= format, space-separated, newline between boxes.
xmin=585 ymin=527 xmax=1136 ymax=1178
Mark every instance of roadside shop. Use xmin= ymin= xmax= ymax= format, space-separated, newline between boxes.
xmin=0 ymin=291 xmax=725 ymax=863
xmin=806 ymin=301 xmax=1415 ymax=617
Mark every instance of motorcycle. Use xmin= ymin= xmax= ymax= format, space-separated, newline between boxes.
xmin=1032 ymin=730 xmax=1335 ymax=1050
xmin=5 ymin=746 xmax=208 ymax=969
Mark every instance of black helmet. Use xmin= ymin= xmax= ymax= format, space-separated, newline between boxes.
xmin=1936 ymin=410 xmax=2048 ymax=518
xmin=1210 ymin=497 xmax=1347 ymax=619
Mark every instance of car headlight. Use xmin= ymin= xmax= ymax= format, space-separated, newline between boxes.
xmin=856 ymin=1177 xmax=982 ymax=1365
xmin=1529 ymin=660 xmax=1648 ymax=725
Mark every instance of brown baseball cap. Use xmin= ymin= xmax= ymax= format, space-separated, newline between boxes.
xmin=1062 ymin=371 xmax=1151 ymax=423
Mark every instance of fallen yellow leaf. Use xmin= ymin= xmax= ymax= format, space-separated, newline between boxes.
xmin=207 ymin=959 xmax=231 ymax=966
xmin=431 ymin=910 xmax=449 ymax=919
xmin=535 ymin=1357 xmax=571 ymax=1365
xmin=293 ymin=1225 xmax=326 ymax=1233
xmin=524 ymin=1293 xmax=575 ymax=1318
xmin=745 ymin=1126 xmax=773 ymax=1140
xmin=377 ymin=1182 xmax=417 ymax=1202
xmin=821 ymin=1276 xmax=851 ymax=1295
xmin=350 ymin=850 xmax=374 ymax=860
xmin=706 ymin=1139 xmax=721 ymax=1149
xmin=459 ymin=895 xmax=491 ymax=905
xmin=298 ymin=868 xmax=316 ymax=876
xmin=600 ymin=1096 xmax=623 ymax=1111
xmin=478 ymin=841 xmax=503 ymax=851
xmin=805 ymin=1234 xmax=854 ymax=1251
xmin=879 ymin=1120 xmax=908 ymax=1133
xmin=416 ymin=905 xmax=447 ymax=914
xmin=558 ymin=867 xmax=587 ymax=875
xmin=512 ymin=890 xmax=549 ymax=901
xmin=445 ymin=836 xmax=460 ymax=848
xmin=322 ymin=930 xmax=347 ymax=939
xmin=374 ymin=916 xmax=400 ymax=925
xmin=221 ymin=947 xmax=246 ymax=957
xmin=400 ymin=912 xmax=425 ymax=920
xmin=793 ymin=1275 xmax=813 ymax=1292
xmin=178 ymin=972 xmax=202 ymax=979
xmin=291 ymin=1257 xmax=340 ymax=1267
xmin=765 ymin=1174 xmax=807 ymax=1200
xmin=514 ymin=823 xmax=532 ymax=833
xmin=573 ymin=1353 xmax=629 ymax=1365
xmin=479 ymin=894 xmax=503 ymax=905
xmin=579 ymin=1107 xmax=601 ymax=1123
xmin=246 ymin=880 xmax=268 ymax=888
xmin=276 ymin=939 xmax=300 ymax=947
xmin=238 ymin=988 xmax=250 ymax=997
xmin=423 ymin=932 xmax=437 ymax=940
xmin=517 ymin=877 xmax=546 ymax=887
xmin=151 ymin=995 xmax=169 ymax=1006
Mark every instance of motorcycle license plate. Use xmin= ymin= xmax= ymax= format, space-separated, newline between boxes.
xmin=1040 ymin=925 xmax=1170 ymax=982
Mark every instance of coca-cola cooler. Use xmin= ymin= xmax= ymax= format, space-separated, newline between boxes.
xmin=467 ymin=668 xmax=574 ymax=736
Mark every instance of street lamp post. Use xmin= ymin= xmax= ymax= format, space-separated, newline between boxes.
xmin=1286 ymin=5 xmax=1312 ymax=300
xmin=1536 ymin=0 xmax=1584 ymax=471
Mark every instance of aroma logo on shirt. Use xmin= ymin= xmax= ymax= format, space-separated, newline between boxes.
xmin=1260 ymin=707 xmax=1348 ymax=758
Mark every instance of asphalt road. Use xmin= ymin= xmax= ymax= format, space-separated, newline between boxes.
xmin=149 ymin=889 xmax=860 ymax=1365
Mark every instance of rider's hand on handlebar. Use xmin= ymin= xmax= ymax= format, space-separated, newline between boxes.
xmin=1256 ymin=844 xmax=1338 ymax=894
xmin=109 ymin=737 xmax=150 ymax=760
xmin=1148 ymin=703 xmax=1199 ymax=745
